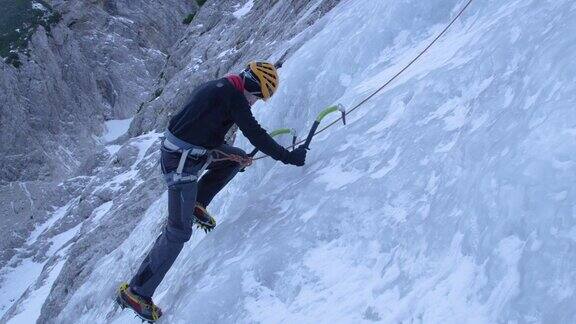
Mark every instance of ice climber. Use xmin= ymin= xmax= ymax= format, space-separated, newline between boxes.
xmin=116 ymin=61 xmax=308 ymax=322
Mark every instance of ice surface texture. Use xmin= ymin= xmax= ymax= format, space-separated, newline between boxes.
xmin=24 ymin=0 xmax=576 ymax=323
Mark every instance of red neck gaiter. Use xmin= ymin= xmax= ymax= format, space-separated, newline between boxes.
xmin=226 ymin=74 xmax=244 ymax=92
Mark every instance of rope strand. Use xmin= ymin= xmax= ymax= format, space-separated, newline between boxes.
xmin=212 ymin=149 xmax=253 ymax=167
xmin=253 ymin=0 xmax=475 ymax=161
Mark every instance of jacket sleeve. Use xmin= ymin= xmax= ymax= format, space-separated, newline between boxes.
xmin=230 ymin=101 xmax=290 ymax=162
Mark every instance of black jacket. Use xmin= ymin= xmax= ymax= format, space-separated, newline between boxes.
xmin=168 ymin=78 xmax=289 ymax=161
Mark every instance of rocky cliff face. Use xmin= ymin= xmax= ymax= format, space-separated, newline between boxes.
xmin=1 ymin=0 xmax=195 ymax=183
xmin=130 ymin=0 xmax=342 ymax=136
xmin=0 ymin=1 xmax=342 ymax=322
xmin=0 ymin=0 xmax=195 ymax=260
xmin=0 ymin=0 xmax=194 ymax=318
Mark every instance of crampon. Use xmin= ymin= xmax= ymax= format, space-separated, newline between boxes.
xmin=194 ymin=203 xmax=217 ymax=233
xmin=115 ymin=283 xmax=162 ymax=323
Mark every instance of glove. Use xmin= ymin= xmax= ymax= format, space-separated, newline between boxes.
xmin=282 ymin=145 xmax=307 ymax=166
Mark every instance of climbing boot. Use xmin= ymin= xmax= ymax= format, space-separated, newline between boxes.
xmin=116 ymin=283 xmax=162 ymax=323
xmin=194 ymin=203 xmax=216 ymax=232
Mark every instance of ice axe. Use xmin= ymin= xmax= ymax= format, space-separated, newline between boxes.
xmin=248 ymin=128 xmax=298 ymax=157
xmin=274 ymin=50 xmax=290 ymax=69
xmin=241 ymin=128 xmax=297 ymax=172
xmin=302 ymin=104 xmax=346 ymax=149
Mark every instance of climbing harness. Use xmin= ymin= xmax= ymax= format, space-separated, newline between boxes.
xmin=163 ymin=129 xmax=260 ymax=181
xmin=162 ymin=130 xmax=212 ymax=183
xmin=252 ymin=0 xmax=475 ymax=161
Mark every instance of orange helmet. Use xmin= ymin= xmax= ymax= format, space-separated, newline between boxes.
xmin=241 ymin=61 xmax=279 ymax=101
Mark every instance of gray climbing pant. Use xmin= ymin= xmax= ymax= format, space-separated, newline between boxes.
xmin=129 ymin=143 xmax=245 ymax=298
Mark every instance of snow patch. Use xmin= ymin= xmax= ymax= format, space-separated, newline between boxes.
xmin=27 ymin=200 xmax=75 ymax=244
xmin=91 ymin=201 xmax=114 ymax=225
xmin=47 ymin=224 xmax=81 ymax=256
xmin=102 ymin=118 xmax=133 ymax=142
xmin=31 ymin=2 xmax=47 ymax=11
xmin=233 ymin=0 xmax=254 ymax=19
xmin=6 ymin=259 xmax=66 ymax=324
xmin=0 ymin=259 xmax=45 ymax=318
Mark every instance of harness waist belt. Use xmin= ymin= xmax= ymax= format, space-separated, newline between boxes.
xmin=163 ymin=130 xmax=208 ymax=157
xmin=163 ymin=130 xmax=212 ymax=183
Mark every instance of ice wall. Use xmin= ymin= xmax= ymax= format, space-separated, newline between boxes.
xmin=58 ymin=0 xmax=576 ymax=323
